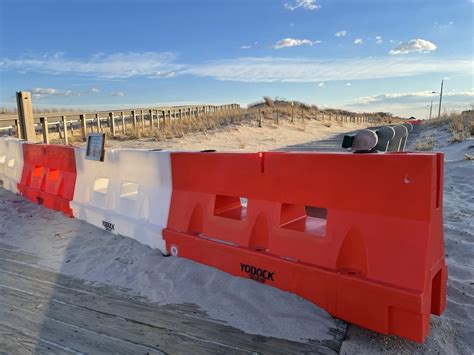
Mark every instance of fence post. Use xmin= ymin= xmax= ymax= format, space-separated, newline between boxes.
xmin=80 ymin=114 xmax=87 ymax=140
xmin=109 ymin=112 xmax=116 ymax=136
xmin=96 ymin=113 xmax=101 ymax=132
xmin=148 ymin=109 xmax=153 ymax=129
xmin=119 ymin=112 xmax=124 ymax=133
xmin=16 ymin=91 xmax=36 ymax=142
xmin=131 ymin=110 xmax=137 ymax=129
xmin=14 ymin=119 xmax=21 ymax=138
xmin=61 ymin=116 xmax=68 ymax=144
xmin=40 ymin=117 xmax=49 ymax=144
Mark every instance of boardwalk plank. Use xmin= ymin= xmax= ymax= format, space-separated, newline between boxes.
xmin=0 ymin=323 xmax=76 ymax=355
xmin=0 ymin=248 xmax=337 ymax=354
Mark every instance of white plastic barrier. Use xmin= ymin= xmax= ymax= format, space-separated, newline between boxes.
xmin=0 ymin=137 xmax=25 ymax=194
xmin=71 ymin=148 xmax=172 ymax=254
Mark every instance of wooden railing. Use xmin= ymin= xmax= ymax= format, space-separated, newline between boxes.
xmin=0 ymin=104 xmax=241 ymax=143
xmin=0 ymin=103 xmax=396 ymax=144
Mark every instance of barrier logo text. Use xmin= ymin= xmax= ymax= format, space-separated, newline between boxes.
xmin=240 ymin=263 xmax=275 ymax=283
xmin=102 ymin=220 xmax=115 ymax=232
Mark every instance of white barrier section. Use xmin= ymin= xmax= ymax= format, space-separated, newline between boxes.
xmin=71 ymin=148 xmax=172 ymax=254
xmin=0 ymin=137 xmax=24 ymax=194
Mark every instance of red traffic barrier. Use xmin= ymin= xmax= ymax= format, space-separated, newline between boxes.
xmin=18 ymin=144 xmax=77 ymax=216
xmin=163 ymin=151 xmax=447 ymax=343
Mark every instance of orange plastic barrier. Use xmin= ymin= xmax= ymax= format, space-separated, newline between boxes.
xmin=163 ymin=152 xmax=447 ymax=343
xmin=18 ymin=144 xmax=77 ymax=217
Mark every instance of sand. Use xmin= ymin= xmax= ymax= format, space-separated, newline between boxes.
xmin=102 ymin=118 xmax=371 ymax=151
xmin=0 ymin=121 xmax=472 ymax=353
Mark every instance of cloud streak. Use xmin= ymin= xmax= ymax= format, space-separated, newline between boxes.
xmin=0 ymin=52 xmax=180 ymax=79
xmin=347 ymin=89 xmax=474 ymax=117
xmin=184 ymin=57 xmax=472 ymax=83
xmin=29 ymin=87 xmax=102 ymax=99
xmin=1 ymin=52 xmax=472 ymax=84
xmin=355 ymin=90 xmax=474 ymax=105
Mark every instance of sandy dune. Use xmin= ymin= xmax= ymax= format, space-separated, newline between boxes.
xmin=102 ymin=118 xmax=371 ymax=151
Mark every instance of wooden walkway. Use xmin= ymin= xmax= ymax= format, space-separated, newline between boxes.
xmin=0 ymin=244 xmax=338 ymax=354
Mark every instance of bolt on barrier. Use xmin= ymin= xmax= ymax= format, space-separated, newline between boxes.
xmin=18 ymin=144 xmax=77 ymax=216
xmin=163 ymin=151 xmax=447 ymax=343
xmin=0 ymin=137 xmax=25 ymax=194
xmin=71 ymin=148 xmax=172 ymax=254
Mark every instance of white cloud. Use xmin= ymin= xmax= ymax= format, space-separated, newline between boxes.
xmin=375 ymin=36 xmax=383 ymax=44
xmin=354 ymin=90 xmax=474 ymax=105
xmin=335 ymin=30 xmax=347 ymax=37
xmin=31 ymin=88 xmax=73 ymax=96
xmin=284 ymin=0 xmax=320 ymax=11
xmin=153 ymin=71 xmax=176 ymax=78
xmin=318 ymin=81 xmax=325 ymax=87
xmin=389 ymin=39 xmax=437 ymax=55
xmin=353 ymin=38 xmax=364 ymax=45
xmin=28 ymin=87 xmax=104 ymax=99
xmin=185 ymin=56 xmax=472 ymax=83
xmin=0 ymin=52 xmax=180 ymax=79
xmin=111 ymin=91 xmax=124 ymax=97
xmin=240 ymin=45 xmax=252 ymax=49
xmin=348 ymin=89 xmax=474 ymax=117
xmin=30 ymin=87 xmax=74 ymax=99
xmin=273 ymin=38 xmax=320 ymax=49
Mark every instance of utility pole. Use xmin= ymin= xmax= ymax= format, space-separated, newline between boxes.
xmin=437 ymin=80 xmax=444 ymax=119
xmin=429 ymin=100 xmax=433 ymax=120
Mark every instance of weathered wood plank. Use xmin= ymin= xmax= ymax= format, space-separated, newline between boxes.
xmin=0 ymin=281 xmax=245 ymax=354
xmin=0 ymin=322 xmax=76 ymax=355
xmin=0 ymin=249 xmax=338 ymax=354
xmin=0 ymin=305 xmax=164 ymax=355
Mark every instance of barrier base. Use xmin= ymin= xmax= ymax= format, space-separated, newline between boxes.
xmin=18 ymin=186 xmax=73 ymax=217
xmin=164 ymin=229 xmax=447 ymax=343
xmin=71 ymin=202 xmax=168 ymax=255
xmin=2 ymin=178 xmax=19 ymax=194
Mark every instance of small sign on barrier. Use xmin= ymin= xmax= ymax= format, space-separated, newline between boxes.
xmin=86 ymin=133 xmax=105 ymax=162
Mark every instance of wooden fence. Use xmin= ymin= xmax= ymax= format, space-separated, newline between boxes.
xmin=0 ymin=104 xmax=240 ymax=144
xmin=0 ymin=102 xmax=395 ymax=145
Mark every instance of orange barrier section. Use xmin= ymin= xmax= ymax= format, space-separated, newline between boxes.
xmin=163 ymin=152 xmax=447 ymax=343
xmin=18 ymin=144 xmax=77 ymax=217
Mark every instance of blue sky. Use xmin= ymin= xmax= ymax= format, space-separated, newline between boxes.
xmin=0 ymin=0 xmax=472 ymax=118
